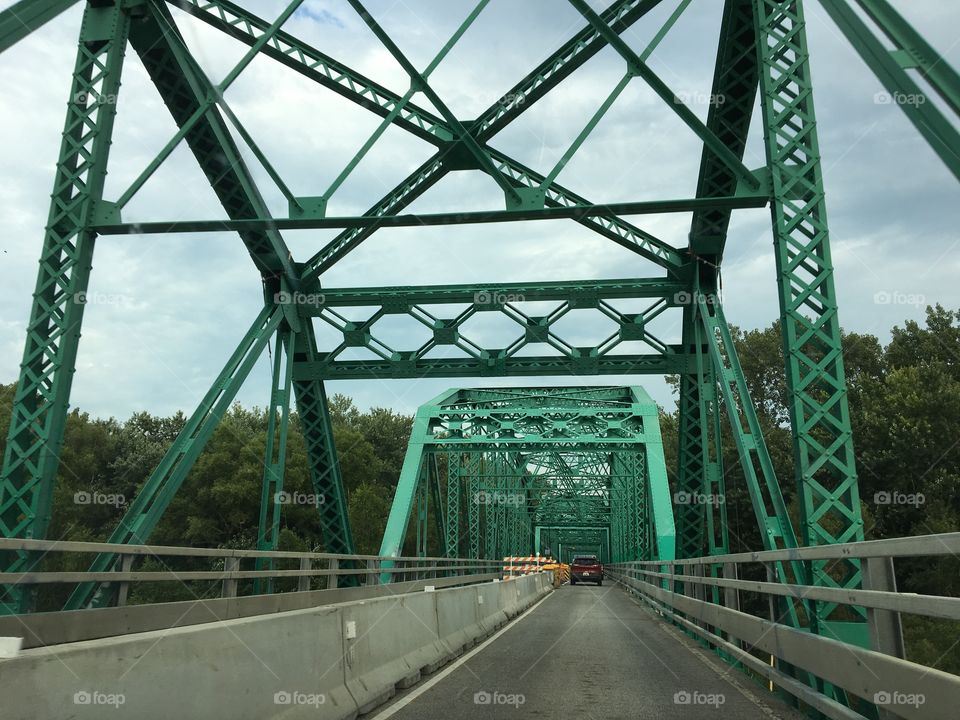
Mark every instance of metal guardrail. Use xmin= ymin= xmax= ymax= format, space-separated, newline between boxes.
xmin=0 ymin=537 xmax=504 ymax=603
xmin=607 ymin=532 xmax=960 ymax=720
xmin=0 ymin=538 xmax=509 ymax=650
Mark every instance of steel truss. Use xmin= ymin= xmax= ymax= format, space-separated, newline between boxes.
xmin=378 ymin=387 xmax=676 ymax=568
xmin=0 ymin=5 xmax=953 ymax=706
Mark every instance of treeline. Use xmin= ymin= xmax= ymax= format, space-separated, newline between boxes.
xmin=0 ymin=388 xmax=411 ymax=558
xmin=659 ymin=305 xmax=960 ymax=672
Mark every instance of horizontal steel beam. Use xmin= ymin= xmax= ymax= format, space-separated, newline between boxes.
xmin=292 ymin=353 xmax=691 ymax=380
xmin=424 ymin=441 xmax=650 ymax=451
xmin=94 ymin=196 xmax=766 ymax=236
xmin=304 ymin=278 xmax=685 ymax=308
xmin=1 ymin=562 xmax=494 ymax=585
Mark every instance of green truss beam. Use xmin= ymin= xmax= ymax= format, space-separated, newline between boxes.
xmin=819 ymin=0 xmax=960 ymax=181
xmin=94 ymin=195 xmax=766 ymax=236
xmin=0 ymin=0 xmax=82 ymax=53
xmin=254 ymin=327 xmax=296 ymax=594
xmin=165 ymin=0 xmax=685 ymax=277
xmin=378 ymin=386 xmax=676 ymax=576
xmin=130 ymin=0 xmax=297 ymax=284
xmin=64 ymin=306 xmax=284 ymax=609
xmin=0 ymin=1 xmax=132 ymax=613
xmin=753 ymin=0 xmax=867 ymax=629
xmin=689 ymin=0 xmax=759 ymax=265
xmin=287 ymin=278 xmax=690 ymax=381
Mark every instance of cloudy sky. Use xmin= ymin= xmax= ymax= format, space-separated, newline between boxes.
xmin=0 ymin=0 xmax=958 ymax=422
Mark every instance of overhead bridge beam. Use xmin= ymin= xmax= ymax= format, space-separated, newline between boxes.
xmin=93 ymin=196 xmax=767 ymax=236
xmin=0 ymin=0 xmax=82 ymax=53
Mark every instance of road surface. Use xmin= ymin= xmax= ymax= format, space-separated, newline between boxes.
xmin=371 ymin=583 xmax=806 ymax=720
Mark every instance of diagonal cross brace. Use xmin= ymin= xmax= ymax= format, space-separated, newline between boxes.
xmin=568 ymin=0 xmax=761 ymax=191
xmin=130 ymin=1 xmax=298 ymax=286
xmin=166 ymin=0 xmax=683 ymax=275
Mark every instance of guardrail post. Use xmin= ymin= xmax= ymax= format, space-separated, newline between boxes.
xmin=297 ymin=557 xmax=312 ymax=593
xmin=863 ymin=556 xmax=906 ymax=659
xmin=722 ymin=562 xmax=740 ymax=612
xmin=116 ymin=554 xmax=134 ymax=607
xmin=327 ymin=558 xmax=339 ymax=589
xmin=722 ymin=562 xmax=741 ymax=653
xmin=222 ymin=557 xmax=240 ymax=598
xmin=366 ymin=559 xmax=380 ymax=586
xmin=691 ymin=562 xmax=706 ymax=631
xmin=763 ymin=562 xmax=778 ymax=621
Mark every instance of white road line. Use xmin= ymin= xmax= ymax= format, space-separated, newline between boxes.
xmin=367 ymin=589 xmax=556 ymax=720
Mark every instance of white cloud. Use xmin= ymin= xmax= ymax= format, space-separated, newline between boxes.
xmin=0 ymin=0 xmax=958 ymax=421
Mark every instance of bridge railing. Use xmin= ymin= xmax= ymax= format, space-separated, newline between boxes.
xmin=0 ymin=537 xmax=506 ymax=647
xmin=607 ymin=532 xmax=960 ymax=720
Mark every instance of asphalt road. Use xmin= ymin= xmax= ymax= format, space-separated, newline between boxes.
xmin=371 ymin=583 xmax=807 ymax=720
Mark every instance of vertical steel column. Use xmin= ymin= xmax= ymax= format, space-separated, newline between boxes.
xmin=292 ymin=322 xmax=357 ymax=564
xmin=753 ymin=0 xmax=867 ymax=628
xmin=255 ymin=327 xmax=295 ymax=594
xmin=467 ymin=454 xmax=481 ymax=559
xmin=416 ymin=466 xmax=428 ymax=558
xmin=0 ymin=1 xmax=132 ymax=613
xmin=445 ymin=452 xmax=461 ymax=557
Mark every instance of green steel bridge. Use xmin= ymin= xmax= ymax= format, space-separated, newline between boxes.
xmin=0 ymin=1 xmax=958 ymax=718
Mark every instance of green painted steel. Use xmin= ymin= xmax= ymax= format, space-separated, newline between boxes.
xmin=0 ymin=6 xmax=948 ymax=709
xmin=753 ymin=0 xmax=868 ymax=635
xmin=378 ymin=387 xmax=677 ymax=575
xmin=819 ymin=0 xmax=960 ymax=181
xmin=254 ymin=329 xmax=296 ymax=594
xmin=0 ymin=1 xmax=132 ymax=613
xmin=63 ymin=307 xmax=284 ymax=609
xmin=0 ymin=0 xmax=82 ymax=53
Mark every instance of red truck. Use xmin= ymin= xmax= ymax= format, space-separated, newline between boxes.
xmin=570 ymin=555 xmax=603 ymax=586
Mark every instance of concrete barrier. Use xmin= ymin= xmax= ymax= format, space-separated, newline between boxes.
xmin=474 ymin=580 xmax=508 ymax=634
xmin=0 ymin=575 xmax=551 ymax=720
xmin=497 ymin=574 xmax=537 ymax=618
xmin=341 ymin=591 xmax=441 ymax=713
xmin=0 ymin=605 xmax=354 ymax=720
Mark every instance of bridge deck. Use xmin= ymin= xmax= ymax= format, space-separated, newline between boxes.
xmin=372 ymin=584 xmax=806 ymax=720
